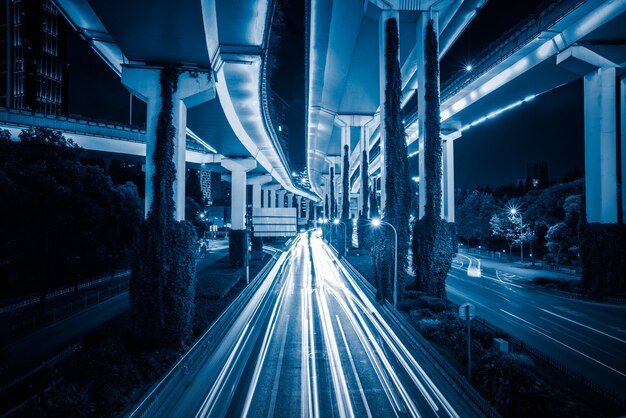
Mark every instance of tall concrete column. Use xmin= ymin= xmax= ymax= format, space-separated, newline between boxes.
xmin=378 ymin=10 xmax=400 ymax=214
xmin=442 ymin=131 xmax=459 ymax=222
xmin=296 ymin=196 xmax=303 ymax=221
xmin=263 ymin=183 xmax=281 ymax=208
xmin=122 ymin=66 xmax=214 ymax=220
xmin=285 ymin=192 xmax=294 ymax=208
xmin=416 ymin=13 xmax=437 ymax=219
xmin=276 ymin=190 xmax=286 ymax=208
xmin=248 ymin=174 xmax=272 ymax=210
xmin=221 ymin=158 xmax=257 ymax=230
xmin=558 ymin=46 xmax=619 ymax=223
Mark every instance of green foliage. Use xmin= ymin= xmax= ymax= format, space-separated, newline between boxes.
xmin=0 ymin=128 xmax=141 ymax=298
xmin=413 ymin=217 xmax=454 ymax=298
xmin=229 ymin=229 xmax=247 ymax=268
xmin=580 ymin=222 xmax=626 ymax=295
xmin=383 ymin=17 xmax=411 ymax=273
xmin=186 ymin=169 xmax=205 ymax=207
xmin=456 ymin=190 xmax=498 ymax=247
xmin=341 ymin=144 xmax=350 ymax=221
xmin=361 ymin=150 xmax=369 ymax=217
xmin=412 ymin=20 xmax=453 ymax=298
xmin=130 ymin=66 xmax=197 ymax=350
xmin=330 ymin=166 xmax=336 ymax=219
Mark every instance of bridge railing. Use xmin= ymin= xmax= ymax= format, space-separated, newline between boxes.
xmin=440 ymin=0 xmax=586 ymax=102
xmin=0 ymin=107 xmax=209 ymax=153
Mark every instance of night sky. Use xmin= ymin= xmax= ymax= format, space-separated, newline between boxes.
xmin=63 ymin=0 xmax=584 ymax=189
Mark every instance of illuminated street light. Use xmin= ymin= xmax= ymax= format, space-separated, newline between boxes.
xmin=372 ymin=218 xmax=398 ymax=308
xmin=465 ymin=64 xmax=473 ymax=72
xmin=509 ymin=208 xmax=524 ymax=264
xmin=332 ymin=218 xmax=347 ymax=256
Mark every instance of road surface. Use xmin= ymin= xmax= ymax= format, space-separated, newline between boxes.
xmin=133 ymin=232 xmax=482 ymax=417
xmin=449 ymin=253 xmax=626 ymax=392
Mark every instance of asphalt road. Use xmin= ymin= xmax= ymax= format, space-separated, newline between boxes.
xmin=448 ymin=254 xmax=626 ymax=392
xmin=144 ymin=232 xmax=481 ymax=417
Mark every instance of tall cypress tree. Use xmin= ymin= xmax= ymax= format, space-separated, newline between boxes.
xmin=361 ymin=150 xmax=369 ymax=217
xmin=324 ymin=193 xmax=329 ymax=219
xmin=412 ymin=20 xmax=453 ymax=298
xmin=342 ymin=144 xmax=350 ymax=221
xmin=357 ymin=150 xmax=370 ymax=249
xmin=330 ymin=166 xmax=336 ymax=220
xmin=380 ymin=17 xmax=411 ymax=300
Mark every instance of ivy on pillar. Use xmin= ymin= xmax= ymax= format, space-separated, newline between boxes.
xmin=222 ymin=158 xmax=257 ymax=268
xmin=123 ymin=65 xmax=213 ymax=350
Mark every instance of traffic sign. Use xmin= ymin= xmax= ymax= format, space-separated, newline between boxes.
xmin=458 ymin=303 xmax=475 ymax=320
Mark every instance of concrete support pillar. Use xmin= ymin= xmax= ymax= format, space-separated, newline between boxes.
xmin=122 ymin=66 xmax=214 ymax=220
xmin=248 ymin=174 xmax=272 ymax=210
xmin=442 ymin=131 xmax=459 ymax=222
xmin=263 ymin=183 xmax=281 ymax=209
xmin=304 ymin=197 xmax=310 ymax=221
xmin=584 ymin=67 xmax=618 ymax=223
xmin=285 ymin=192 xmax=294 ymax=208
xmin=620 ymin=76 xmax=626 ymax=223
xmin=415 ymin=13 xmax=437 ymax=219
xmin=379 ymin=10 xmax=400 ymax=214
xmin=221 ymin=158 xmax=257 ymax=230
xmin=276 ymin=190 xmax=286 ymax=208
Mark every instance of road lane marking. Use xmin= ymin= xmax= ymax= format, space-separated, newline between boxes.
xmin=267 ymin=317 xmax=290 ymax=418
xmin=499 ymin=310 xmax=626 ymax=378
xmin=499 ymin=309 xmax=552 ymax=335
xmin=539 ymin=308 xmax=626 ymax=344
xmin=335 ymin=315 xmax=373 ymax=418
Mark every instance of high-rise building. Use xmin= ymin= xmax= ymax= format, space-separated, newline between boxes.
xmin=1 ymin=0 xmax=68 ymax=114
xmin=200 ymin=170 xmax=223 ymax=205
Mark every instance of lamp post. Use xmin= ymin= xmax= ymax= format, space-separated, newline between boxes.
xmin=510 ymin=208 xmax=523 ymax=264
xmin=333 ymin=218 xmax=347 ymax=256
xmin=372 ymin=218 xmax=398 ymax=308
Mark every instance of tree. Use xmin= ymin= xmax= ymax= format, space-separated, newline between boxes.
xmin=490 ymin=213 xmax=520 ymax=260
xmin=412 ymin=19 xmax=454 ymax=298
xmin=330 ymin=166 xmax=336 ymax=220
xmin=341 ymin=144 xmax=350 ymax=221
xmin=357 ymin=150 xmax=370 ymax=249
xmin=456 ymin=191 xmax=497 ymax=247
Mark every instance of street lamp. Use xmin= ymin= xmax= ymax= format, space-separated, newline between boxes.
xmin=333 ymin=218 xmax=347 ymax=256
xmin=510 ymin=208 xmax=524 ymax=264
xmin=372 ymin=218 xmax=398 ymax=308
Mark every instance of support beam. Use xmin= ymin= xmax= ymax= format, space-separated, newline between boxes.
xmin=264 ymin=183 xmax=281 ymax=208
xmin=276 ymin=189 xmax=287 ymax=208
xmin=584 ymin=67 xmax=618 ymax=223
xmin=442 ymin=131 xmax=460 ymax=222
xmin=221 ymin=158 xmax=257 ymax=230
xmin=122 ymin=66 xmax=215 ymax=220
xmin=248 ymin=174 xmax=272 ymax=210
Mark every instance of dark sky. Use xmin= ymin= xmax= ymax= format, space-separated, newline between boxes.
xmin=440 ymin=0 xmax=585 ymax=188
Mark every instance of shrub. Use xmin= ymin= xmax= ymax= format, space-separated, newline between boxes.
xmin=229 ymin=230 xmax=247 ymax=268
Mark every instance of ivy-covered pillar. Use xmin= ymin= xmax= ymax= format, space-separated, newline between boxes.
xmin=622 ymin=76 xmax=626 ymax=223
xmin=378 ymin=9 xmax=400 ymax=213
xmin=415 ymin=13 xmax=433 ymax=219
xmin=222 ymin=158 xmax=256 ymax=268
xmin=121 ymin=65 xmax=214 ymax=220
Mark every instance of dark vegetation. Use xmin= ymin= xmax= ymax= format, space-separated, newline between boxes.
xmin=399 ymin=293 xmax=603 ymax=417
xmin=412 ymin=19 xmax=454 ymax=298
xmin=0 ymin=128 xmax=142 ymax=302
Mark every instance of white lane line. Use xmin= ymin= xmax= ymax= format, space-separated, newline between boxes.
xmin=336 ymin=315 xmax=373 ymax=418
xmin=539 ymin=308 xmax=626 ymax=344
xmin=499 ymin=309 xmax=626 ymax=378
xmin=267 ymin=317 xmax=290 ymax=418
xmin=499 ymin=309 xmax=552 ymax=335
